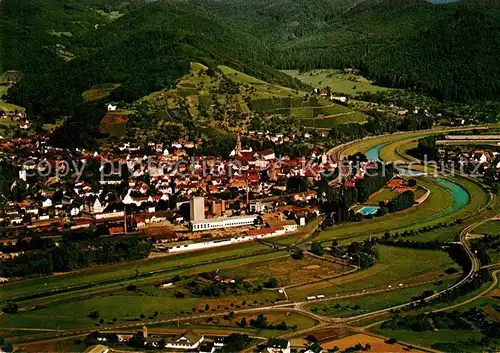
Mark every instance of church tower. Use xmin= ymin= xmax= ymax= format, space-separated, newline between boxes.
xmin=234 ymin=133 xmax=242 ymax=156
xmin=269 ymin=162 xmax=278 ymax=181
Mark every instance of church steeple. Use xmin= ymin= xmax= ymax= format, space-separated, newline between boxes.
xmin=269 ymin=161 xmax=277 ymax=181
xmin=235 ymin=133 xmax=242 ymax=156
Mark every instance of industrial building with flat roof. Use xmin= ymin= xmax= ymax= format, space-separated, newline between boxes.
xmin=190 ymin=214 xmax=258 ymax=232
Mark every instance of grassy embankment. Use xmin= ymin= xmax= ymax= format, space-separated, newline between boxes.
xmin=472 ymin=221 xmax=500 ymax=237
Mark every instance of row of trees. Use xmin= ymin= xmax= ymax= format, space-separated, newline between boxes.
xmin=330 ymin=239 xmax=379 ymax=269
xmin=383 ymin=306 xmax=500 ymax=342
xmin=408 ymin=136 xmax=439 ymax=161
xmin=237 ymin=314 xmax=295 ymax=331
xmin=0 ymin=238 xmax=151 ymax=278
xmin=5 ymin=0 xmax=307 ymax=122
xmin=377 ymin=238 xmax=444 ymax=251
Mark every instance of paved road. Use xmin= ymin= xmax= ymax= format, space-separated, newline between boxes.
xmin=434 ymin=269 xmax=499 ymax=313
xmin=13 ymin=274 xmax=465 ymax=346
xmin=339 ymin=196 xmax=493 ymax=322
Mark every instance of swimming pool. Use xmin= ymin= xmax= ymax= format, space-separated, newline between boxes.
xmin=358 ymin=206 xmax=381 ymax=215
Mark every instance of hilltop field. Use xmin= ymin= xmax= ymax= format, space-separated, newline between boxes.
xmin=85 ymin=62 xmax=373 ymax=139
xmin=140 ymin=63 xmax=369 ymax=125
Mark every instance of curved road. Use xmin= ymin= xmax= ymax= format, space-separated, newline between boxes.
xmin=336 ymin=217 xmax=483 ymax=324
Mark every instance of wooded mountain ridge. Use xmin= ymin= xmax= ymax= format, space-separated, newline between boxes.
xmin=2 ymin=0 xmax=500 ymax=120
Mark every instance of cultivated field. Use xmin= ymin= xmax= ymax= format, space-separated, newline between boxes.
xmin=0 ymin=241 xmax=274 ymax=302
xmin=220 ymin=65 xmax=302 ymax=99
xmin=322 ymin=333 xmax=423 ymax=353
xmin=317 ymin=127 xmax=491 ymax=245
xmin=24 ymin=289 xmax=280 ymax=329
xmin=299 ymin=111 xmax=367 ymax=128
xmin=218 ymin=255 xmax=350 ymax=288
xmin=372 ymin=328 xmax=483 ymax=352
xmin=183 ymin=310 xmax=318 ymax=333
xmin=0 ymin=248 xmax=297 ymax=331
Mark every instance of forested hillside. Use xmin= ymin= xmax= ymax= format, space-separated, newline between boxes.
xmin=0 ymin=0 xmax=141 ymax=73
xmin=3 ymin=0 xmax=500 ymax=122
xmin=3 ymin=0 xmax=304 ymax=121
xmin=198 ymin=0 xmax=500 ymax=101
xmin=272 ymin=0 xmax=500 ymax=101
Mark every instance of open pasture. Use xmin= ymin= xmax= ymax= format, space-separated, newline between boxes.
xmin=314 ymin=177 xmax=455 ymax=243
xmin=187 ymin=310 xmax=318 ymax=332
xmin=287 ymin=246 xmax=454 ymax=301
xmin=82 ymin=83 xmax=120 ymax=102
xmin=306 ymin=279 xmax=454 ymax=318
xmin=283 ymin=69 xmax=390 ymax=95
xmin=322 ymin=333 xmax=423 ymax=353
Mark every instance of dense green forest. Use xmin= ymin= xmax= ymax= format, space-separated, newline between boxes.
xmin=2 ymin=0 xmax=304 ymax=121
xmin=201 ymin=0 xmax=500 ymax=101
xmin=3 ymin=0 xmax=500 ymax=122
xmin=0 ymin=237 xmax=151 ymax=278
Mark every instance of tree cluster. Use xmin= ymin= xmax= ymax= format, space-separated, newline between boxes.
xmin=387 ymin=191 xmax=415 ymax=213
xmin=0 ymin=237 xmax=151 ymax=278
